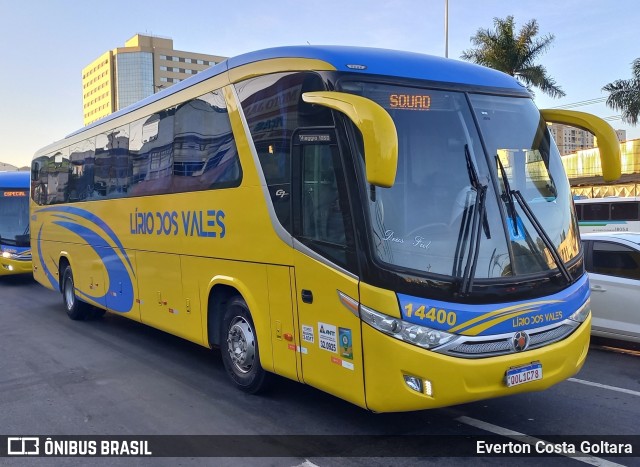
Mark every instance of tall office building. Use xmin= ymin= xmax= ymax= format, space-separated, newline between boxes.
xmin=549 ymin=123 xmax=596 ymax=156
xmin=82 ymin=34 xmax=226 ymax=125
xmin=549 ymin=123 xmax=626 ymax=156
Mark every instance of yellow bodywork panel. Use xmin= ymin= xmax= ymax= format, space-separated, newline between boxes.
xmin=363 ymin=313 xmax=591 ymax=412
xmin=0 ymin=256 xmax=32 ymax=276
xmin=541 ymin=109 xmax=621 ymax=182
xmin=359 ymin=282 xmax=401 ymax=319
xmin=302 ymin=91 xmax=398 ymax=188
xmin=227 ymin=58 xmax=336 ymax=83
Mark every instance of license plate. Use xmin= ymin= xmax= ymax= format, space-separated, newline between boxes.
xmin=505 ymin=362 xmax=542 ymax=387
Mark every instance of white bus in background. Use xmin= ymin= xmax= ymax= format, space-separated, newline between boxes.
xmin=574 ymin=197 xmax=640 ymax=233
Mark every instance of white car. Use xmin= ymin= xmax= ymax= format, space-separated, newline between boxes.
xmin=580 ymin=232 xmax=640 ymax=343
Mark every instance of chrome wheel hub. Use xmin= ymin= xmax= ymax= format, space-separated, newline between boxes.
xmin=227 ymin=317 xmax=255 ymax=373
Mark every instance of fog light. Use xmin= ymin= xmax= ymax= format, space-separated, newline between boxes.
xmin=403 ymin=374 xmax=423 ymax=393
xmin=424 ymin=379 xmax=433 ymax=397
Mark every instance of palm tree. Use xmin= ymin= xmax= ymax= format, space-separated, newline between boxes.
xmin=603 ymin=58 xmax=640 ymax=125
xmin=461 ymin=16 xmax=565 ymax=98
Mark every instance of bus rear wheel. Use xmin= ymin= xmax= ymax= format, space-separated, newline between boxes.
xmin=220 ymin=296 xmax=270 ymax=394
xmin=61 ymin=265 xmax=92 ymax=320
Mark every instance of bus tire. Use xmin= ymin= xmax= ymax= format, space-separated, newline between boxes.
xmin=61 ymin=265 xmax=91 ymax=321
xmin=220 ymin=296 xmax=270 ymax=394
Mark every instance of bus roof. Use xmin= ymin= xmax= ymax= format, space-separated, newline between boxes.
xmin=228 ymin=45 xmax=526 ymax=90
xmin=72 ymin=45 xmax=528 ymax=138
xmin=0 ymin=171 xmax=30 ymax=189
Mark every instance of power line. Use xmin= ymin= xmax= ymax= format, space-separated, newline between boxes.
xmin=547 ymin=97 xmax=624 ymax=123
xmin=550 ymin=97 xmax=607 ymax=109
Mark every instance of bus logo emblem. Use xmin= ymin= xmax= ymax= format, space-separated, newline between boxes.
xmin=512 ymin=331 xmax=530 ymax=352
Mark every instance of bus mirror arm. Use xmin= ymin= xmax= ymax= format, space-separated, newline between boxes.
xmin=302 ymin=91 xmax=398 ymax=188
xmin=540 ymin=109 xmax=621 ymax=182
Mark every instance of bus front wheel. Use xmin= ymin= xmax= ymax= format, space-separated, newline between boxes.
xmin=220 ymin=296 xmax=270 ymax=394
xmin=61 ymin=265 xmax=92 ymax=321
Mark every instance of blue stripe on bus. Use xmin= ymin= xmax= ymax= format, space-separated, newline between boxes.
xmin=398 ymin=274 xmax=589 ymax=336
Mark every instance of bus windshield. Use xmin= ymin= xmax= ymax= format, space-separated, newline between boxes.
xmin=0 ymin=189 xmax=30 ymax=246
xmin=341 ymin=82 xmax=579 ymax=281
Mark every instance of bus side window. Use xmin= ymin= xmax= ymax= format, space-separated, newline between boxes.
xmin=31 ymin=156 xmax=50 ymax=205
xmin=294 ymin=136 xmax=356 ymax=271
xmin=611 ymin=202 xmax=640 ymax=221
xmin=582 ymin=203 xmax=610 ymax=221
xmin=301 ymin=144 xmax=346 ymax=245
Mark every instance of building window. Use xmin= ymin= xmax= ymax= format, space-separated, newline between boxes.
xmin=115 ymin=51 xmax=154 ymax=110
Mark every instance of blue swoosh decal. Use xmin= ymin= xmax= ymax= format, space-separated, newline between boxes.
xmin=35 ymin=207 xmax=135 ymax=313
xmin=37 ymin=225 xmax=58 ymax=289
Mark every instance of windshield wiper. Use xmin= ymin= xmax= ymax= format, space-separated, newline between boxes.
xmin=495 ymin=154 xmax=571 ymax=284
xmin=495 ymin=155 xmax=519 ymax=236
xmin=0 ymin=236 xmax=17 ymax=246
xmin=511 ymin=190 xmax=572 ymax=283
xmin=453 ymin=144 xmax=489 ymax=296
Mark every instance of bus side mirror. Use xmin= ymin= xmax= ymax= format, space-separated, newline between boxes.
xmin=302 ymin=91 xmax=398 ymax=188
xmin=540 ymin=109 xmax=621 ymax=182
xmin=31 ymin=162 xmax=40 ymax=182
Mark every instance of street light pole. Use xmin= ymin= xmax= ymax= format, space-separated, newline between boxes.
xmin=444 ymin=0 xmax=449 ymax=58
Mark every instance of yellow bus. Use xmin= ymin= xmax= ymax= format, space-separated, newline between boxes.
xmin=31 ymin=46 xmax=621 ymax=412
xmin=1 ymin=171 xmax=31 ymax=276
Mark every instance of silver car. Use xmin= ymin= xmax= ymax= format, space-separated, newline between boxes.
xmin=581 ymin=232 xmax=640 ymax=343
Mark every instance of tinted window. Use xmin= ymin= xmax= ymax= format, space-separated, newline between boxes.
xmin=47 ymin=148 xmax=70 ymax=204
xmin=172 ymin=91 xmax=241 ymax=191
xmin=590 ymin=241 xmax=640 ymax=280
xmin=129 ymin=108 xmax=174 ymax=197
xmin=583 ymin=203 xmax=610 ymax=221
xmin=611 ymin=201 xmax=640 ymax=221
xmin=236 ymin=72 xmax=331 ymax=232
xmin=34 ymin=88 xmax=241 ymax=203
xmin=294 ymin=131 xmax=355 ymax=271
xmin=93 ymin=125 xmax=130 ymax=199
xmin=69 ymin=138 xmax=96 ymax=202
xmin=31 ymin=155 xmax=50 ymax=205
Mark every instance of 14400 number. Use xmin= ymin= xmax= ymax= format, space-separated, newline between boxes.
xmin=404 ymin=303 xmax=457 ymax=326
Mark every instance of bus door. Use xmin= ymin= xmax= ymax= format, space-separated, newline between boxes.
xmin=291 ymin=129 xmax=366 ymax=408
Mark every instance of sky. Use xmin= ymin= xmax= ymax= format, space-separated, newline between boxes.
xmin=0 ymin=0 xmax=638 ymax=168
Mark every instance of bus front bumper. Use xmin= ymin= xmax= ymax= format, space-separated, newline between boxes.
xmin=0 ymin=258 xmax=33 ymax=276
xmin=362 ymin=314 xmax=591 ymax=412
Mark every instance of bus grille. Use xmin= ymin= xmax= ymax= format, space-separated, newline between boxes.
xmin=436 ymin=322 xmax=578 ymax=358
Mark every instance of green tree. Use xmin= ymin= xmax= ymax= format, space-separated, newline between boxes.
xmin=461 ymin=16 xmax=565 ymax=98
xmin=603 ymin=58 xmax=640 ymax=125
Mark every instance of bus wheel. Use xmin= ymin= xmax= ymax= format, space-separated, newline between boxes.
xmin=61 ymin=265 xmax=91 ymax=320
xmin=221 ymin=296 xmax=270 ymax=394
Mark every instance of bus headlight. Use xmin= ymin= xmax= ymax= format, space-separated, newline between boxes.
xmin=360 ymin=304 xmax=458 ymax=349
xmin=569 ymin=298 xmax=591 ymax=323
xmin=1 ymin=251 xmax=12 ymax=259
